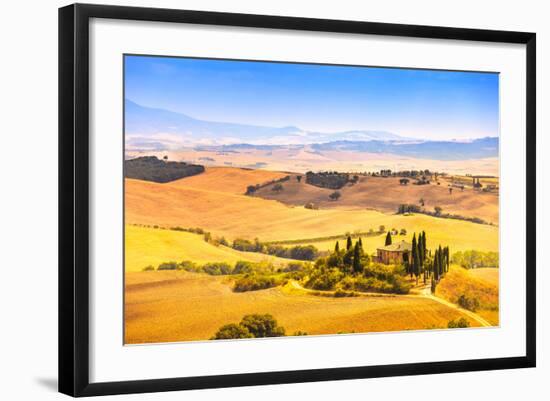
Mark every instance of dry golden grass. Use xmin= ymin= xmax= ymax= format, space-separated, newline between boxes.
xmin=255 ymin=175 xmax=498 ymax=224
xmin=125 ymin=175 xmax=498 ymax=253
xmin=435 ymin=265 xmax=499 ymax=325
xmin=469 ymin=267 xmax=499 ymax=286
xmin=124 ymin=167 xmax=499 ymax=342
xmin=125 ymin=271 xmax=481 ymax=343
xmin=125 ymin=225 xmax=294 ymax=272
xmin=168 ymin=166 xmax=287 ymax=194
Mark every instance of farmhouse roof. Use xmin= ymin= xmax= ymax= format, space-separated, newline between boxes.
xmin=377 ymin=240 xmax=412 ymax=252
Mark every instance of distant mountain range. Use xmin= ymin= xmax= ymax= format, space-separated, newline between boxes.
xmin=125 ymin=99 xmax=498 ymax=160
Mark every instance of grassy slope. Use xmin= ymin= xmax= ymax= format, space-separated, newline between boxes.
xmin=435 ymin=266 xmax=499 ymax=325
xmin=253 ymin=175 xmax=498 ymax=224
xmin=168 ymin=166 xmax=287 ymax=194
xmin=125 ymin=177 xmax=498 ymax=252
xmin=125 ymin=271 xmax=481 ymax=343
xmin=125 ymin=225 xmax=296 ymax=272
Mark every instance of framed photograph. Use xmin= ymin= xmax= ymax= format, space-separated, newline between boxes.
xmin=59 ymin=3 xmax=536 ymax=397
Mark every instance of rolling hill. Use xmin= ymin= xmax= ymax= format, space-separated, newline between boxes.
xmin=125 ymin=270 xmax=481 ymax=343
xmin=125 ymin=225 xmax=296 ymax=272
xmin=253 ymin=174 xmax=499 ymax=224
xmin=125 ymin=167 xmax=499 ymax=252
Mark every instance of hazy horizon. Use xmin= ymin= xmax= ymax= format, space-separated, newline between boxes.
xmin=125 ymin=55 xmax=499 ymax=142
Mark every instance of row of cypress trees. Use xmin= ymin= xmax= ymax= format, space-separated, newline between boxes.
xmin=404 ymin=231 xmax=450 ymax=289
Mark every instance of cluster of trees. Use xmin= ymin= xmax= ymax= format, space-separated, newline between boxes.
xmin=245 ymin=175 xmax=290 ymax=195
xmin=233 ymin=274 xmax=281 ymax=292
xmin=147 ymin=259 xmax=313 ymax=292
xmin=211 ymin=314 xmax=286 ymax=340
xmin=148 ymin=259 xmax=276 ymax=276
xmin=232 ymin=238 xmax=318 ymax=261
xmin=304 ymin=236 xmax=411 ymax=294
xmin=397 ymin=204 xmax=422 ymax=214
xmin=305 ymin=171 xmax=350 ymax=189
xmin=451 ymin=250 xmax=499 ymax=269
xmin=372 ymin=169 xmax=437 ymax=178
xmin=124 ymin=156 xmax=204 ymax=183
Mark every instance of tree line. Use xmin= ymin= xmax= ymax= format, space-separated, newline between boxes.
xmin=232 ymin=238 xmax=318 ymax=261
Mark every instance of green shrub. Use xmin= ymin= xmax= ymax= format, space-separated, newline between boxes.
xmin=233 ymin=260 xmax=254 ymax=274
xmin=282 ymin=262 xmax=307 ymax=272
xmin=178 ymin=260 xmax=200 ymax=272
xmin=305 ymin=267 xmax=344 ymax=290
xmin=211 ymin=323 xmax=254 ymax=340
xmin=448 ymin=318 xmax=470 ymax=328
xmin=240 ymin=314 xmax=285 ymax=337
xmin=157 ymin=262 xmax=179 ymax=270
xmin=457 ymin=294 xmax=480 ymax=311
xmin=233 ymin=274 xmax=278 ymax=292
xmin=142 ymin=265 xmax=155 ymax=272
xmin=202 ymin=262 xmax=233 ymax=275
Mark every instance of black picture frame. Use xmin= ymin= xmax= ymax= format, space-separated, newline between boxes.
xmin=59 ymin=3 xmax=536 ymax=397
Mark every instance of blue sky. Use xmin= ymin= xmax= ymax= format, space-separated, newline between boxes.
xmin=124 ymin=55 xmax=499 ymax=140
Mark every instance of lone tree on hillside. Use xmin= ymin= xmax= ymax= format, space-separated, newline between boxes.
xmin=434 ymin=206 xmax=443 ymax=216
xmin=272 ymin=183 xmax=284 ymax=192
xmin=379 ymin=225 xmax=386 ymax=233
xmin=419 ymin=198 xmax=425 ymax=207
xmin=296 ymin=175 xmax=302 ymax=183
xmin=399 ymin=178 xmax=410 ymax=185
xmin=329 ymin=191 xmax=341 ymax=201
xmin=385 ymin=232 xmax=392 ymax=246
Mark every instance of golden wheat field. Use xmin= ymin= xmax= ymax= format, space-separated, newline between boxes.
xmin=125 ymin=270 xmax=481 ymax=344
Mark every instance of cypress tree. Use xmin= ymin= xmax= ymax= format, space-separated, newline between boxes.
xmin=411 ymin=233 xmax=417 ymax=279
xmin=438 ymin=245 xmax=443 ymax=277
xmin=352 ymin=242 xmax=362 ymax=273
xmin=334 ymin=241 xmax=340 ymax=253
xmin=417 ymin=236 xmax=424 ymax=276
xmin=385 ymin=232 xmax=392 ymax=246
xmin=433 ymin=249 xmax=439 ymax=281
xmin=414 ymin=246 xmax=420 ymax=284
xmin=346 ymin=236 xmax=352 ymax=251
xmin=358 ymin=237 xmax=363 ymax=250
xmin=431 ymin=276 xmax=436 ymax=294
xmin=422 ymin=231 xmax=427 ymax=262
